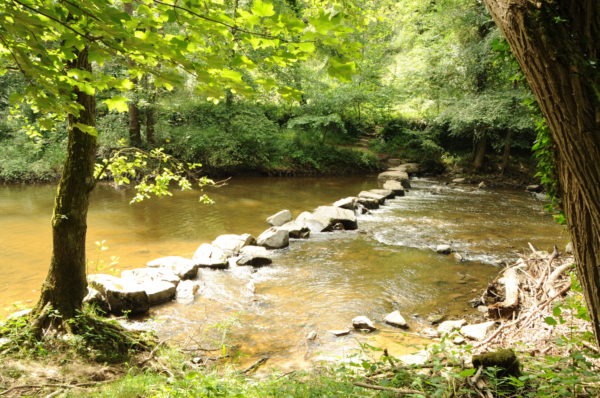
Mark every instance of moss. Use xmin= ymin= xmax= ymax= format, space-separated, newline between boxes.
xmin=472 ymin=348 xmax=521 ymax=378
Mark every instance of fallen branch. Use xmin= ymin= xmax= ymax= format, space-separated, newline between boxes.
xmin=241 ymin=356 xmax=269 ymax=374
xmin=487 ymin=268 xmax=520 ymax=319
xmin=353 ymin=382 xmax=425 ymax=396
xmin=0 ymin=381 xmax=110 ymax=397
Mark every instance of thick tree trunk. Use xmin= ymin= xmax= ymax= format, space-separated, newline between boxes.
xmin=128 ymin=101 xmax=142 ymax=147
xmin=483 ymin=0 xmax=600 ymax=343
xmin=500 ymin=129 xmax=512 ymax=175
xmin=473 ymin=134 xmax=487 ymax=171
xmin=34 ymin=48 xmax=97 ymax=324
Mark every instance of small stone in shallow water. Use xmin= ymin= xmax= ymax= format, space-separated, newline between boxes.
xmin=384 ymin=311 xmax=408 ymax=328
xmin=435 ymin=244 xmax=452 ymax=254
xmin=306 ymin=331 xmax=317 ymax=341
xmin=427 ymin=313 xmax=446 ymax=325
xmin=437 ymin=319 xmax=466 ymax=334
xmin=352 ymin=316 xmax=377 ymax=332
xmin=330 ymin=329 xmax=351 ymax=337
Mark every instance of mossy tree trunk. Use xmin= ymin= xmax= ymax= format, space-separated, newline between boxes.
xmin=33 ymin=48 xmax=97 ymax=326
xmin=483 ymin=0 xmax=600 ymax=343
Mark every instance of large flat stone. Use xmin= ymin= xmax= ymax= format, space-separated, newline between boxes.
xmin=121 ymin=267 xmax=180 ymax=286
xmin=460 ymin=321 xmax=496 ymax=340
xmin=192 ymin=243 xmax=229 ymax=269
xmin=333 ymin=197 xmax=358 ymax=210
xmin=377 ymin=170 xmax=411 ymax=188
xmin=370 ymin=189 xmax=395 ymax=199
xmin=142 ymin=280 xmax=177 ymax=305
xmin=211 ymin=234 xmax=256 ymax=257
xmin=88 ymin=274 xmax=149 ymax=315
xmin=312 ymin=206 xmax=358 ymax=231
xmin=146 ymin=256 xmax=198 ymax=279
xmin=358 ymin=191 xmax=386 ymax=204
xmin=279 ymin=221 xmax=310 ymax=239
xmin=383 ymin=180 xmax=405 ymax=196
xmin=236 ymin=245 xmax=273 ymax=267
xmin=257 ymin=227 xmax=290 ymax=249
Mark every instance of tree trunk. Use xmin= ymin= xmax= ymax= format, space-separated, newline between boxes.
xmin=473 ymin=134 xmax=487 ymax=171
xmin=483 ymin=0 xmax=600 ymax=343
xmin=500 ymin=129 xmax=512 ymax=175
xmin=34 ymin=48 xmax=97 ymax=324
xmin=145 ymin=105 xmax=156 ymax=146
xmin=128 ymin=102 xmax=142 ymax=147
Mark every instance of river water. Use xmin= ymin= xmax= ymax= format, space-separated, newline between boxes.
xmin=0 ymin=176 xmax=567 ymax=369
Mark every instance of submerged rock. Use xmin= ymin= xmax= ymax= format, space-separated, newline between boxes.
xmin=383 ymin=180 xmax=405 ymax=196
xmin=356 ymin=197 xmax=379 ymax=209
xmin=88 ymin=274 xmax=149 ymax=315
xmin=257 ymin=227 xmax=290 ymax=249
xmin=377 ymin=170 xmax=411 ymax=188
xmin=236 ymin=245 xmax=273 ymax=267
xmin=384 ymin=310 xmax=408 ymax=328
xmin=279 ymin=220 xmax=310 ymax=239
xmin=212 ymin=234 xmax=256 ymax=257
xmin=460 ymin=321 xmax=496 ymax=340
xmin=146 ymin=256 xmax=198 ymax=279
xmin=352 ymin=316 xmax=377 ymax=332
xmin=192 ymin=243 xmax=229 ymax=269
xmin=266 ymin=209 xmax=292 ymax=227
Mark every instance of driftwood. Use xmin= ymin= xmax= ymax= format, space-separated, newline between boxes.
xmin=487 ymin=267 xmax=520 ymax=319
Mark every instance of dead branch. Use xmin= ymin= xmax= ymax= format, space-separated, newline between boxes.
xmin=353 ymin=382 xmax=425 ymax=396
xmin=241 ymin=356 xmax=269 ymax=374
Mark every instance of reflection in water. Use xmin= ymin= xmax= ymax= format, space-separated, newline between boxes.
xmin=0 ymin=176 xmax=567 ymax=369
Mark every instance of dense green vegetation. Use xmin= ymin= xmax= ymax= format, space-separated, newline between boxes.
xmin=0 ymin=0 xmax=542 ymax=183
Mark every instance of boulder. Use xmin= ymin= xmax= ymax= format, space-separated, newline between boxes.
xmin=146 ymin=256 xmax=198 ymax=279
xmin=141 ymin=280 xmax=176 ymax=305
xmin=192 ymin=243 xmax=229 ymax=269
xmin=176 ymin=280 xmax=202 ymax=304
xmin=266 ymin=209 xmax=292 ymax=227
xmin=296 ymin=211 xmax=327 ymax=233
xmin=352 ymin=316 xmax=377 ymax=332
xmin=306 ymin=331 xmax=317 ymax=341
xmin=333 ymin=197 xmax=358 ymax=210
xmin=460 ymin=321 xmax=496 ymax=340
xmin=312 ymin=206 xmax=358 ymax=231
xmin=437 ymin=319 xmax=467 ymax=335
xmin=452 ymin=177 xmax=466 ymax=183
xmin=88 ymin=274 xmax=149 ymax=315
xmin=399 ymin=350 xmax=430 ymax=366
xmin=370 ymin=189 xmax=395 ymax=199
xmin=257 ymin=227 xmax=290 ymax=249
xmin=122 ymin=267 xmax=180 ymax=286
xmin=435 ymin=244 xmax=453 ymax=255
xmin=384 ymin=310 xmax=408 ymax=328
xmin=83 ymin=287 xmax=109 ymax=314
xmin=383 ymin=180 xmax=405 ymax=196
xmin=377 ymin=170 xmax=411 ymax=188
xmin=356 ymin=197 xmax=379 ymax=209
xmin=358 ymin=190 xmax=386 ymax=204
xmin=236 ymin=245 xmax=273 ymax=267
xmin=390 ymin=163 xmax=419 ymax=175
xmin=211 ymin=234 xmax=256 ymax=257
xmin=279 ymin=221 xmax=310 ymax=239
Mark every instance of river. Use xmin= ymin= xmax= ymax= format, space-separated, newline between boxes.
xmin=0 ymin=176 xmax=567 ymax=369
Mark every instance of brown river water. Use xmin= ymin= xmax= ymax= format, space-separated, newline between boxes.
xmin=0 ymin=176 xmax=568 ymax=370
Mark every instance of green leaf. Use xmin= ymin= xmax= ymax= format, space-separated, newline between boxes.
xmin=458 ymin=368 xmax=477 ymax=377
xmin=252 ymin=0 xmax=275 ymax=17
xmin=72 ymin=123 xmax=98 ymax=136
xmin=544 ymin=317 xmax=558 ymax=326
xmin=326 ymin=57 xmax=356 ymax=82
xmin=104 ymin=96 xmax=129 ymax=113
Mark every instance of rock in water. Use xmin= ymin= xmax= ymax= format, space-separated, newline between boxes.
xmin=257 ymin=227 xmax=290 ymax=249
xmin=369 ymin=189 xmax=395 ymax=199
xmin=437 ymin=319 xmax=466 ymax=335
xmin=352 ymin=316 xmax=377 ymax=332
xmin=311 ymin=206 xmax=358 ymax=231
xmin=358 ymin=190 xmax=387 ymax=204
xmin=329 ymin=329 xmax=351 ymax=337
xmin=266 ymin=209 xmax=292 ymax=227
xmin=383 ymin=180 xmax=405 ymax=196
xmin=377 ymin=170 xmax=411 ymax=188
xmin=88 ymin=274 xmax=149 ymax=315
xmin=212 ymin=234 xmax=256 ymax=257
xmin=146 ymin=256 xmax=198 ymax=279
xmin=296 ymin=211 xmax=327 ymax=233
xmin=142 ymin=280 xmax=177 ymax=305
xmin=452 ymin=177 xmax=466 ymax=183
xmin=192 ymin=243 xmax=229 ymax=269
xmin=278 ymin=221 xmax=310 ymax=239
xmin=384 ymin=310 xmax=408 ymax=328
xmin=236 ymin=245 xmax=273 ymax=267
xmin=176 ymin=280 xmax=202 ymax=304
xmin=333 ymin=197 xmax=358 ymax=210
xmin=122 ymin=267 xmax=180 ymax=286
xmin=460 ymin=321 xmax=496 ymax=340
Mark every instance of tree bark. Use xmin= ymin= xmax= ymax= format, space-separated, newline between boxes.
xmin=482 ymin=0 xmax=600 ymax=343
xmin=500 ymin=129 xmax=512 ymax=175
xmin=34 ymin=48 xmax=97 ymax=324
xmin=473 ymin=134 xmax=487 ymax=171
